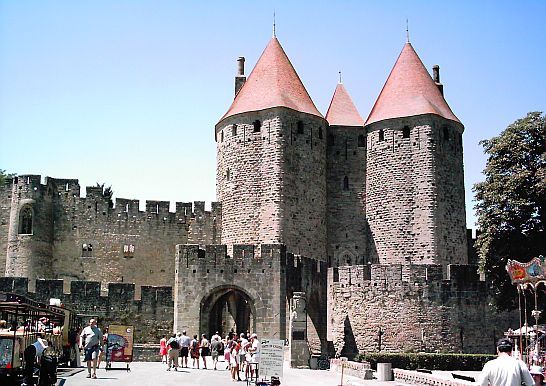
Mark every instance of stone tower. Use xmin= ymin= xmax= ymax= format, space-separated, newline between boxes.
xmin=215 ymin=36 xmax=328 ymax=261
xmin=364 ymin=42 xmax=468 ymax=266
xmin=325 ymin=82 xmax=369 ymax=266
xmin=6 ymin=175 xmax=55 ymax=286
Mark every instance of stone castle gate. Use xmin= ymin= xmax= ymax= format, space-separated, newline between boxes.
xmin=173 ymin=244 xmax=288 ymax=340
xmin=200 ymin=285 xmax=256 ymax=337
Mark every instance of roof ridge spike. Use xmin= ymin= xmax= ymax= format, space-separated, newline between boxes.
xmin=218 ymin=37 xmax=323 ymax=123
xmin=364 ymin=42 xmax=461 ymax=126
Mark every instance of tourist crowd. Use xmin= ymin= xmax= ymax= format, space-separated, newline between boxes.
xmin=160 ymin=331 xmax=261 ymax=381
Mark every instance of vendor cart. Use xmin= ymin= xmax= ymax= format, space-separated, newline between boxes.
xmin=0 ymin=292 xmax=65 ymax=385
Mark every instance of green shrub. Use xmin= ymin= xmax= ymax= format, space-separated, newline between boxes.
xmin=356 ymin=353 xmax=496 ymax=371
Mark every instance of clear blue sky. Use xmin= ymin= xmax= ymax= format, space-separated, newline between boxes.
xmin=1 ymin=1 xmax=545 ymax=228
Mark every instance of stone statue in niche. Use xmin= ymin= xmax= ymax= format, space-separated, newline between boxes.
xmin=291 ymin=292 xmax=306 ymax=322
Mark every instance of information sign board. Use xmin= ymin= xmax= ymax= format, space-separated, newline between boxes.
xmin=259 ymin=339 xmax=284 ymax=378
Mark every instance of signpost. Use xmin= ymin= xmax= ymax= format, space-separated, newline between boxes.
xmin=259 ymin=339 xmax=284 ymax=379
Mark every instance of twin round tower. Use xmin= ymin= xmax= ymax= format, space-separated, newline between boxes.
xmin=215 ymin=35 xmax=467 ymax=268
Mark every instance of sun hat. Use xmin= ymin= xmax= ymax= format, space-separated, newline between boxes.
xmin=530 ymin=365 xmax=544 ymax=376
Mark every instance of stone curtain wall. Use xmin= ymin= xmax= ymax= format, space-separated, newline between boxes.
xmin=3 ymin=175 xmax=220 ymax=292
xmin=0 ymin=277 xmax=173 ymax=343
xmin=326 ymin=125 xmax=369 ymax=267
xmin=216 ymin=107 xmax=327 ymax=261
xmin=285 ymin=254 xmax=328 ymax=353
xmin=365 ymin=115 xmax=467 ymax=266
xmin=327 ymin=264 xmax=518 ymax=356
xmin=0 ymin=179 xmax=13 ymax=277
xmin=174 ymin=244 xmax=288 ymax=339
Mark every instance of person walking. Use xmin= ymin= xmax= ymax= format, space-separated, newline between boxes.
xmin=200 ymin=334 xmax=210 ymax=369
xmin=97 ymin=327 xmax=108 ymax=369
xmin=239 ymin=333 xmax=248 ymax=376
xmin=211 ymin=335 xmax=223 ymax=370
xmin=159 ymin=335 xmax=168 ymax=363
xmin=179 ymin=330 xmax=191 ymax=368
xmin=224 ymin=335 xmax=233 ymax=371
xmin=166 ymin=334 xmax=180 ymax=371
xmin=246 ymin=333 xmax=260 ymax=379
xmin=211 ymin=331 xmax=221 ymax=342
xmin=230 ymin=338 xmax=242 ymax=382
xmin=80 ymin=318 xmax=103 ymax=379
xmin=477 ymin=338 xmax=534 ymax=386
xmin=190 ymin=334 xmax=200 ymax=369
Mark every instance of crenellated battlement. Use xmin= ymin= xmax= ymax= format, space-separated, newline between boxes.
xmin=175 ymin=243 xmax=288 ymax=270
xmin=175 ymin=243 xmax=328 ymax=280
xmin=0 ymin=277 xmax=174 ymax=343
xmin=0 ymin=276 xmax=173 ymax=309
xmin=4 ymin=174 xmax=221 ymax=289
xmin=11 ymin=174 xmax=221 ymax=219
xmin=329 ymin=263 xmax=484 ymax=296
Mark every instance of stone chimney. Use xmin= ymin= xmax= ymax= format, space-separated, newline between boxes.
xmin=235 ymin=57 xmax=246 ymax=97
xmin=432 ymin=65 xmax=444 ymax=96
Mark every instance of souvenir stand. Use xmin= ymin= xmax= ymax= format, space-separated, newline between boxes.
xmin=506 ymin=255 xmax=546 ymax=367
xmin=0 ymin=292 xmax=65 ymax=384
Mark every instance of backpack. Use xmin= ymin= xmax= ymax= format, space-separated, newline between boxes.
xmin=169 ymin=339 xmax=180 ymax=349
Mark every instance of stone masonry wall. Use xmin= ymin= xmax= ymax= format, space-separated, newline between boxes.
xmin=433 ymin=118 xmax=468 ymax=265
xmin=326 ymin=125 xmax=369 ymax=266
xmin=216 ymin=107 xmax=327 ymax=261
xmin=3 ymin=175 xmax=220 ymax=293
xmin=6 ymin=175 xmax=55 ymax=287
xmin=174 ymin=244 xmax=287 ymax=339
xmin=0 ymin=276 xmax=173 ymax=343
xmin=0 ymin=179 xmax=13 ymax=277
xmin=327 ymin=264 xmax=519 ymax=356
xmin=285 ymin=253 xmax=328 ymax=353
xmin=365 ymin=115 xmax=467 ymax=266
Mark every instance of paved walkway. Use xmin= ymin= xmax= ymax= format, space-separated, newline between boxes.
xmin=57 ymin=360 xmax=404 ymax=386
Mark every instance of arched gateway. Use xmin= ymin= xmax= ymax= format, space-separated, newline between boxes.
xmin=200 ymin=286 xmax=256 ymax=337
xmin=174 ymin=244 xmax=294 ymax=340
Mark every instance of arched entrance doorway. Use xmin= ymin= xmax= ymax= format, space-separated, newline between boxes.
xmin=200 ymin=286 xmax=256 ymax=338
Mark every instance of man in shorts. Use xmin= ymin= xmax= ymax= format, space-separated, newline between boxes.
xmin=80 ymin=318 xmax=103 ymax=379
xmin=210 ymin=335 xmax=223 ymax=370
xmin=239 ymin=333 xmax=248 ymax=375
xmin=179 ymin=330 xmax=191 ymax=368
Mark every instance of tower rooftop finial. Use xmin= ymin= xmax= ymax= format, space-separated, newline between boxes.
xmin=406 ymin=18 xmax=410 ymax=42
xmin=273 ymin=10 xmax=276 ymax=37
xmin=339 ymin=71 xmax=342 ymax=84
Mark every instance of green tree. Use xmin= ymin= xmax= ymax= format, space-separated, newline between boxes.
xmin=0 ymin=169 xmax=16 ymax=187
xmin=474 ymin=112 xmax=546 ymax=310
xmin=96 ymin=182 xmax=114 ymax=208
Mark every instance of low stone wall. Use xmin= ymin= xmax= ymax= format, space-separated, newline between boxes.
xmin=330 ymin=359 xmax=372 ymax=379
xmin=394 ymin=369 xmax=474 ymax=386
xmin=133 ymin=344 xmax=161 ymax=362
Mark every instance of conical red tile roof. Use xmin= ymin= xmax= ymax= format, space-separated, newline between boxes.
xmin=325 ymin=83 xmax=364 ymax=127
xmin=365 ymin=43 xmax=460 ymax=126
xmin=219 ymin=37 xmax=322 ymax=122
